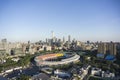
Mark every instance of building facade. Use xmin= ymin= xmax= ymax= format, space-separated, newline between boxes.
xmin=98 ymin=42 xmax=116 ymax=55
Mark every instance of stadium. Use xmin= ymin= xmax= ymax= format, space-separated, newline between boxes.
xmin=34 ymin=52 xmax=80 ymax=66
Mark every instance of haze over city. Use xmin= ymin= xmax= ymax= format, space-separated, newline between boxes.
xmin=0 ymin=0 xmax=120 ymax=42
xmin=1 ymin=0 xmax=120 ymax=80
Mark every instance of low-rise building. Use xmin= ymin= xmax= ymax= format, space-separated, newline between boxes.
xmin=78 ymin=65 xmax=91 ymax=80
xmin=91 ymin=67 xmax=115 ymax=79
xmin=11 ymin=58 xmax=20 ymax=62
xmin=91 ymin=68 xmax=101 ymax=76
xmin=102 ymin=71 xmax=115 ymax=78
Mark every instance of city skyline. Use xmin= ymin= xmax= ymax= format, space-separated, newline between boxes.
xmin=0 ymin=0 xmax=120 ymax=42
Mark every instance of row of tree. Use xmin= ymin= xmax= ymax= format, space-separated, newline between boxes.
xmin=0 ymin=54 xmax=34 ymax=73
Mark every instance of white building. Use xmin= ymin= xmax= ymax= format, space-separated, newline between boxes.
xmin=78 ymin=65 xmax=91 ymax=80
xmin=11 ymin=58 xmax=20 ymax=62
xmin=91 ymin=68 xmax=101 ymax=76
xmin=44 ymin=46 xmax=51 ymax=51
xmin=102 ymin=71 xmax=115 ymax=78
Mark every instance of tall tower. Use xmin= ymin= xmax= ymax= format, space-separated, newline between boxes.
xmin=63 ymin=37 xmax=65 ymax=43
xmin=51 ymin=31 xmax=56 ymax=43
xmin=51 ymin=31 xmax=54 ymax=39
xmin=28 ymin=41 xmax=30 ymax=44
xmin=68 ymin=35 xmax=71 ymax=43
xmin=46 ymin=38 xmax=48 ymax=43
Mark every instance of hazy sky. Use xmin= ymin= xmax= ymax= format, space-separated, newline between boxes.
xmin=0 ymin=0 xmax=120 ymax=42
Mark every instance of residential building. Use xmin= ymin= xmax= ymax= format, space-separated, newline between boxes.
xmin=98 ymin=42 xmax=117 ymax=55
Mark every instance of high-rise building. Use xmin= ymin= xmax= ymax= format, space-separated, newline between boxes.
xmin=1 ymin=38 xmax=7 ymax=49
xmin=98 ymin=42 xmax=117 ymax=55
xmin=1 ymin=39 xmax=7 ymax=43
xmin=51 ymin=31 xmax=56 ymax=43
xmin=51 ymin=31 xmax=54 ymax=39
xmin=46 ymin=38 xmax=48 ymax=43
xmin=63 ymin=37 xmax=65 ymax=43
xmin=28 ymin=41 xmax=30 ymax=44
xmin=98 ymin=43 xmax=106 ymax=54
xmin=68 ymin=35 xmax=71 ymax=43
xmin=108 ymin=42 xmax=116 ymax=55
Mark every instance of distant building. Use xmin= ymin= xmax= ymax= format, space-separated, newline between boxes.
xmin=44 ymin=46 xmax=52 ymax=51
xmin=52 ymin=31 xmax=54 ymax=39
xmin=1 ymin=39 xmax=7 ymax=43
xmin=98 ymin=43 xmax=106 ymax=54
xmin=0 ymin=39 xmax=24 ymax=56
xmin=46 ymin=38 xmax=48 ymax=43
xmin=68 ymin=35 xmax=71 ymax=43
xmin=108 ymin=42 xmax=116 ymax=55
xmin=98 ymin=42 xmax=117 ymax=55
xmin=0 ymin=39 xmax=7 ymax=49
xmin=63 ymin=37 xmax=65 ymax=43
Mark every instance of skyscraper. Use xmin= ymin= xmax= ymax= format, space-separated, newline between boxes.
xmin=63 ymin=37 xmax=65 ymax=43
xmin=46 ymin=38 xmax=48 ymax=43
xmin=68 ymin=35 xmax=71 ymax=43
xmin=51 ymin=31 xmax=56 ymax=43
xmin=51 ymin=31 xmax=54 ymax=39
xmin=98 ymin=42 xmax=106 ymax=54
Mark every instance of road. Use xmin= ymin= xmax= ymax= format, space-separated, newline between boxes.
xmin=5 ymin=64 xmax=39 ymax=79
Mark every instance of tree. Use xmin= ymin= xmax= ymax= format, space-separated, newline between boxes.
xmin=17 ymin=74 xmax=30 ymax=80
